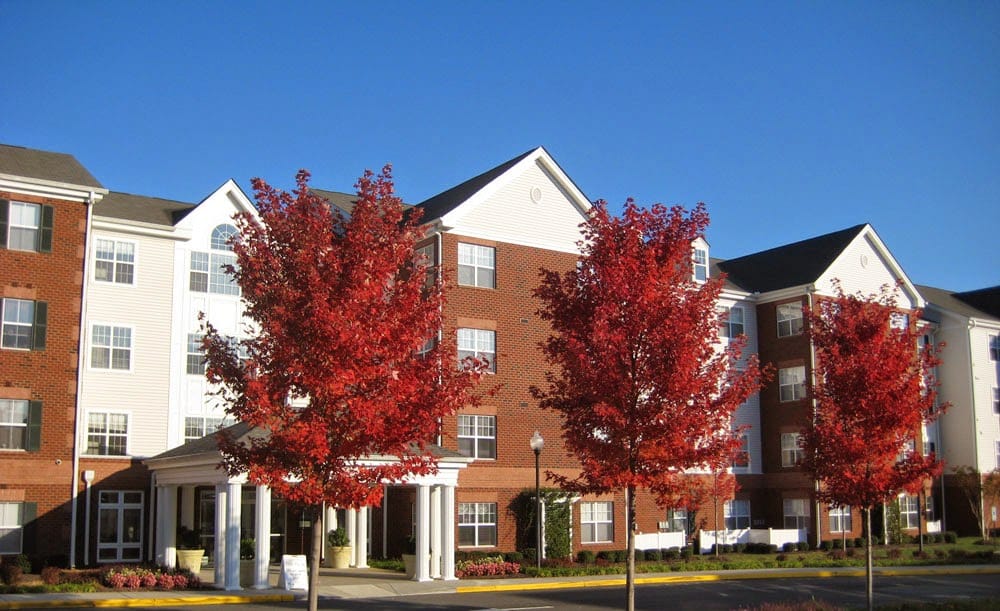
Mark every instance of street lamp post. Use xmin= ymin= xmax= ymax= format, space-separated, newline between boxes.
xmin=530 ymin=430 xmax=544 ymax=571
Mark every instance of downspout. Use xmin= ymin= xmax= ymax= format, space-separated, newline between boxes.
xmin=434 ymin=228 xmax=444 ymax=447
xmin=69 ymin=191 xmax=97 ymax=567
xmin=967 ymin=319 xmax=983 ymax=535
xmin=807 ymin=288 xmax=822 ymax=547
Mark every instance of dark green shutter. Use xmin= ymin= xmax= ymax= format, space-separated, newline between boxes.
xmin=22 ymin=502 xmax=37 ymax=555
xmin=39 ymin=205 xmax=54 ymax=253
xmin=26 ymin=401 xmax=42 ymax=452
xmin=0 ymin=199 xmax=8 ymax=248
xmin=32 ymin=301 xmax=47 ymax=350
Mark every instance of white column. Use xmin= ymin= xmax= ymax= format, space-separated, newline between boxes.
xmin=225 ymin=482 xmax=242 ymax=590
xmin=414 ymin=484 xmax=431 ymax=582
xmin=253 ymin=485 xmax=271 ymax=589
xmin=430 ymin=486 xmax=442 ymax=579
xmin=214 ymin=484 xmax=227 ymax=587
xmin=441 ymin=484 xmax=457 ymax=581
xmin=180 ymin=486 xmax=196 ymax=529
xmin=347 ymin=508 xmax=357 ymax=567
xmin=161 ymin=486 xmax=178 ymax=568
xmin=154 ymin=486 xmax=166 ymax=565
xmin=354 ymin=506 xmax=368 ymax=569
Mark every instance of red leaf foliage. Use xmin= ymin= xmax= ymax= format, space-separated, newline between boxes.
xmin=532 ymin=199 xmax=768 ymax=505
xmin=203 ymin=167 xmax=483 ymax=510
xmin=800 ymin=281 xmax=948 ymax=510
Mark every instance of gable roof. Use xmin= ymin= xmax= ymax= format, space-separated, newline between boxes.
xmin=0 ymin=143 xmax=104 ymax=189
xmin=918 ymin=284 xmax=1000 ymax=322
xmin=414 ymin=149 xmax=536 ymax=223
xmin=953 ymin=286 xmax=1000 ymax=319
xmin=310 ymin=188 xmax=359 ymax=215
xmin=97 ymin=191 xmax=197 ymax=226
xmin=716 ymin=224 xmax=867 ymax=293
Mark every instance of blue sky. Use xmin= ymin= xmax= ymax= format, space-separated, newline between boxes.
xmin=2 ymin=1 xmax=996 ymax=291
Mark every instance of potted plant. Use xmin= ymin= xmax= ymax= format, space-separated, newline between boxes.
xmin=325 ymin=527 xmax=352 ymax=569
xmin=175 ymin=526 xmax=204 ymax=573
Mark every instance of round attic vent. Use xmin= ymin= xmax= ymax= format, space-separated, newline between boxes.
xmin=529 ymin=186 xmax=543 ymax=204
xmin=860 ymin=254 xmax=869 ymax=268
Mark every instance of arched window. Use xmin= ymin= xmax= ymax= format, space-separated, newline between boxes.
xmin=211 ymin=224 xmax=238 ymax=252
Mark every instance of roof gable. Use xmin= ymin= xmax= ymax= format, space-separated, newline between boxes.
xmin=0 ymin=143 xmax=104 ymax=189
xmin=174 ymin=179 xmax=258 ymax=229
xmin=917 ymin=284 xmax=1000 ymax=323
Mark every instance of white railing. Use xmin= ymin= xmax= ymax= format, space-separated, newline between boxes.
xmin=633 ymin=531 xmax=687 ymax=551
xmin=698 ymin=528 xmax=805 ymax=553
xmin=926 ymin=520 xmax=942 ymax=533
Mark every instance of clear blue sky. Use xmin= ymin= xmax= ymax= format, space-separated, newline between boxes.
xmin=2 ymin=1 xmax=996 ymax=291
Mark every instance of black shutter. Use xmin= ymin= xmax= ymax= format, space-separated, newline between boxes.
xmin=0 ymin=199 xmax=8 ymax=248
xmin=26 ymin=401 xmax=42 ymax=452
xmin=32 ymin=301 xmax=47 ymax=350
xmin=39 ymin=205 xmax=54 ymax=253
xmin=22 ymin=502 xmax=37 ymax=556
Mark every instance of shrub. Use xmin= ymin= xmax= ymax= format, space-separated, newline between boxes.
xmin=643 ymin=549 xmax=661 ymax=562
xmin=944 ymin=531 xmax=958 ymax=544
xmin=577 ymin=550 xmax=595 ymax=564
xmin=1 ymin=559 xmax=23 ymax=586
xmin=844 ymin=538 xmax=854 ymax=548
xmin=520 ymin=548 xmax=536 ymax=564
xmin=830 ymin=550 xmax=846 ymax=560
xmin=680 ymin=547 xmax=693 ymax=560
xmin=782 ymin=542 xmax=797 ymax=553
xmin=831 ymin=539 xmax=844 ymax=550
xmin=503 ymin=551 xmax=524 ymax=563
xmin=797 ymin=541 xmax=811 ymax=552
xmin=887 ymin=548 xmax=902 ymax=559
xmin=845 ymin=548 xmax=857 ymax=558
xmin=854 ymin=537 xmax=865 ymax=548
xmin=40 ymin=566 xmax=63 ymax=585
xmin=934 ymin=549 xmax=947 ymax=559
xmin=634 ymin=549 xmax=644 ymax=562
xmin=733 ymin=543 xmax=747 ymax=553
xmin=456 ymin=555 xmax=521 ymax=578
xmin=596 ymin=550 xmax=614 ymax=562
xmin=663 ymin=548 xmax=679 ymax=560
xmin=912 ymin=550 xmax=929 ymax=560
xmin=819 ymin=541 xmax=832 ymax=551
xmin=775 ymin=553 xmax=787 ymax=562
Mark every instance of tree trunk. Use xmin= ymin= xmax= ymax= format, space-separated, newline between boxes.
xmin=865 ymin=507 xmax=873 ymax=611
xmin=626 ymin=485 xmax=635 ymax=611
xmin=308 ymin=505 xmax=322 ymax=611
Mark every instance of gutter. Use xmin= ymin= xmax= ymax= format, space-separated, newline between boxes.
xmin=967 ymin=319 xmax=984 ymax=534
xmin=807 ymin=286 xmax=822 ymax=547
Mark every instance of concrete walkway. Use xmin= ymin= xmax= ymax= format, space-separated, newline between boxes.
xmin=1 ymin=564 xmax=998 ymax=608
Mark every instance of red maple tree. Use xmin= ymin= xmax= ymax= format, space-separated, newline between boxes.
xmin=533 ymin=200 xmax=767 ymax=611
xmin=203 ymin=167 xmax=483 ymax=610
xmin=799 ymin=282 xmax=946 ymax=610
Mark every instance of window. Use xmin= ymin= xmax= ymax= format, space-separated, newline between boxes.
xmin=899 ymin=495 xmax=919 ymax=529
xmin=86 ymin=412 xmax=128 ymax=456
xmin=186 ymin=334 xmax=205 ymax=375
xmin=990 ymin=335 xmax=1000 ymax=362
xmin=719 ymin=306 xmax=745 ymax=338
xmin=457 ymin=243 xmax=495 ymax=288
xmin=184 ymin=416 xmax=233 ymax=442
xmin=0 ymin=399 xmax=40 ymax=451
xmin=457 ymin=414 xmax=496 ymax=459
xmin=777 ymin=303 xmax=803 ymax=337
xmin=94 ymin=239 xmax=135 ymax=284
xmin=724 ymin=499 xmax=750 ymax=530
xmin=90 ymin=325 xmax=132 ymax=370
xmin=778 ymin=366 xmax=806 ymax=402
xmin=0 ymin=502 xmax=34 ymax=554
xmin=458 ymin=328 xmax=495 ymax=372
xmin=666 ymin=508 xmax=688 ymax=533
xmin=994 ymin=388 xmax=999 ymax=415
xmin=733 ymin=433 xmax=749 ymax=469
xmin=996 ymin=441 xmax=1000 ymax=470
xmin=97 ymin=491 xmax=143 ymax=562
xmin=829 ymin=505 xmax=852 ymax=533
xmin=458 ymin=502 xmax=496 ymax=547
xmin=890 ymin=312 xmax=909 ymax=331
xmin=415 ymin=243 xmax=436 ymax=288
xmin=1 ymin=299 xmax=46 ymax=350
xmin=781 ymin=432 xmax=803 ymax=467
xmin=1 ymin=200 xmax=53 ymax=252
xmin=189 ymin=251 xmax=209 ymax=292
xmin=693 ymin=247 xmax=708 ymax=282
xmin=189 ymin=252 xmax=239 ymax=295
xmin=581 ymin=501 xmax=614 ymax=543
xmin=211 ymin=224 xmax=238 ymax=251
xmin=783 ymin=498 xmax=810 ymax=529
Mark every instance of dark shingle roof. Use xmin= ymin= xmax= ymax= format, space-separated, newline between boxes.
xmin=414 ymin=149 xmax=535 ymax=222
xmin=97 ymin=191 xmax=196 ymax=226
xmin=0 ymin=143 xmax=103 ymax=189
xmin=716 ymin=224 xmax=867 ymax=293
xmin=917 ymin=284 xmax=1000 ymax=322
xmin=310 ymin=188 xmax=360 ymax=215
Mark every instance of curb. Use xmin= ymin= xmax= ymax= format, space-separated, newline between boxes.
xmin=0 ymin=593 xmax=295 ymax=609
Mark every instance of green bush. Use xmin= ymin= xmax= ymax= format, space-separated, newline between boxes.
xmin=782 ymin=542 xmax=797 ymax=553
xmin=503 ymin=551 xmax=524 ymax=563
xmin=680 ymin=547 xmax=693 ymax=560
xmin=663 ymin=548 xmax=679 ymax=560
xmin=643 ymin=549 xmax=661 ymax=562
xmin=854 ymin=537 xmax=865 ymax=548
xmin=577 ymin=550 xmax=595 ymax=564
xmin=944 ymin=531 xmax=958 ymax=544
xmin=819 ymin=541 xmax=832 ymax=551
xmin=797 ymin=541 xmax=811 ymax=552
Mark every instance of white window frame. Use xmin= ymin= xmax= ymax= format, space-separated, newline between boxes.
xmin=184 ymin=416 xmax=233 ymax=442
xmin=581 ymin=501 xmax=614 ymax=544
xmin=899 ymin=494 xmax=919 ymax=529
xmin=733 ymin=433 xmax=750 ymax=470
xmin=783 ymin=498 xmax=811 ymax=530
xmin=457 ymin=243 xmax=495 ymax=289
xmin=457 ymin=414 xmax=496 ymax=459
xmin=458 ymin=502 xmax=497 ymax=547
xmin=93 ymin=238 xmax=136 ymax=285
xmin=777 ymin=303 xmax=803 ymax=337
xmin=778 ymin=366 xmax=806 ymax=402
xmin=0 ymin=502 xmax=25 ymax=554
xmin=457 ymin=328 xmax=496 ymax=372
xmin=89 ymin=324 xmax=133 ymax=371
xmin=724 ymin=499 xmax=750 ymax=530
xmin=0 ymin=399 xmax=28 ymax=451
xmin=781 ymin=432 xmax=803 ymax=467
xmin=829 ymin=505 xmax=852 ymax=533
xmin=186 ymin=333 xmax=205 ymax=375
xmin=719 ymin=306 xmax=745 ymax=338
xmin=86 ymin=411 xmax=129 ymax=456
xmin=1 ymin=298 xmax=34 ymax=351
xmin=211 ymin=224 xmax=238 ymax=252
xmin=7 ymin=201 xmax=41 ymax=252
xmin=189 ymin=250 xmax=239 ymax=296
xmin=993 ymin=387 xmax=1000 ymax=415
xmin=97 ymin=490 xmax=144 ymax=562
xmin=693 ymin=247 xmax=708 ymax=282
xmin=666 ymin=508 xmax=688 ymax=533
xmin=990 ymin=335 xmax=1000 ymax=362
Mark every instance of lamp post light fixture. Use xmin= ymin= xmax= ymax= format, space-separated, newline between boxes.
xmin=530 ymin=430 xmax=544 ymax=571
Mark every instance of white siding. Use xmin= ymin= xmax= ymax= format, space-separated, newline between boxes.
xmin=721 ymin=294 xmax=762 ymax=474
xmin=969 ymin=326 xmax=1000 ymax=470
xmin=817 ymin=233 xmax=919 ymax=309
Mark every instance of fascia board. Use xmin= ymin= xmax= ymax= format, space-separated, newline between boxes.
xmin=93 ymin=216 xmax=192 ymax=241
xmin=0 ymin=175 xmax=108 ymax=202
xmin=753 ymin=284 xmax=814 ymax=303
xmin=833 ymin=225 xmax=924 ymax=308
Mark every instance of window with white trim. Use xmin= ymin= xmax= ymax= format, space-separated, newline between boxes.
xmin=211 ymin=224 xmax=238 ymax=251
xmin=0 ymin=399 xmax=30 ymax=451
xmin=990 ymin=335 xmax=1000 ymax=362
xmin=666 ymin=508 xmax=688 ymax=533
xmin=86 ymin=412 xmax=128 ymax=456
xmin=899 ymin=495 xmax=919 ymax=529
xmin=829 ymin=505 xmax=852 ymax=533
xmin=719 ymin=306 xmax=745 ymax=338
xmin=781 ymin=432 xmax=803 ymax=467
xmin=0 ymin=502 xmax=30 ymax=554
xmin=777 ymin=303 xmax=803 ymax=337
xmin=186 ymin=333 xmax=204 ymax=375
xmin=693 ymin=247 xmax=708 ymax=282
xmin=581 ymin=501 xmax=614 ymax=543
xmin=783 ymin=498 xmax=810 ymax=529
xmin=458 ymin=502 xmax=496 ymax=547
xmin=90 ymin=325 xmax=132 ymax=370
xmin=184 ymin=416 xmax=233 ymax=442
xmin=993 ymin=388 xmax=999 ymax=415
xmin=94 ymin=239 xmax=135 ymax=284
xmin=778 ymin=366 xmax=806 ymax=402
xmin=889 ymin=312 xmax=909 ymax=331
xmin=724 ymin=499 xmax=750 ymax=529
xmin=457 ymin=243 xmax=495 ymax=288
xmin=733 ymin=433 xmax=750 ymax=469
xmin=190 ymin=226 xmax=240 ymax=296
xmin=97 ymin=491 xmax=143 ymax=562
xmin=2 ymin=298 xmax=46 ymax=351
xmin=457 ymin=414 xmax=496 ymax=459
xmin=1 ymin=200 xmax=52 ymax=252
xmin=416 ymin=243 xmax=436 ymax=289
xmin=457 ymin=328 xmax=495 ymax=372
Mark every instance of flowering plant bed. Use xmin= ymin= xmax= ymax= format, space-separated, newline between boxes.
xmin=456 ymin=555 xmax=521 ymax=578
xmin=100 ymin=565 xmax=200 ymax=590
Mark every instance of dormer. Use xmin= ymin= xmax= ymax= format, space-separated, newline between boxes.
xmin=692 ymin=237 xmax=709 ymax=282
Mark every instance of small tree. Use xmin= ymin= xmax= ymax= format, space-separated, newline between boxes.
xmin=800 ymin=282 xmax=946 ymax=611
xmin=953 ymin=466 xmax=1000 ymax=540
xmin=203 ymin=167 xmax=484 ymax=611
xmin=533 ymin=200 xmax=767 ymax=611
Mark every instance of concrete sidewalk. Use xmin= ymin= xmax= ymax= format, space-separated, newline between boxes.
xmin=1 ymin=564 xmax=998 ymax=608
